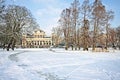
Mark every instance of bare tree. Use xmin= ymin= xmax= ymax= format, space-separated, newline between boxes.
xmin=52 ymin=26 xmax=62 ymax=47
xmin=0 ymin=0 xmax=6 ymax=47
xmin=76 ymin=28 xmax=82 ymax=50
xmin=81 ymin=0 xmax=91 ymax=51
xmin=108 ymin=28 xmax=117 ymax=49
xmin=116 ymin=26 xmax=120 ymax=49
xmin=92 ymin=0 xmax=106 ymax=51
xmin=104 ymin=10 xmax=114 ymax=49
xmin=0 ymin=0 xmax=5 ymax=22
xmin=3 ymin=5 xmax=35 ymax=51
xmin=70 ymin=0 xmax=80 ymax=50
xmin=59 ymin=8 xmax=71 ymax=50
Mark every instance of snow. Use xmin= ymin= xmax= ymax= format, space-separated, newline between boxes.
xmin=0 ymin=48 xmax=120 ymax=80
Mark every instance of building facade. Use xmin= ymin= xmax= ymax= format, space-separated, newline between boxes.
xmin=22 ymin=29 xmax=52 ymax=48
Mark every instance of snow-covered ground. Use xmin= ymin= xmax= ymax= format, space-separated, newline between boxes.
xmin=0 ymin=48 xmax=120 ymax=80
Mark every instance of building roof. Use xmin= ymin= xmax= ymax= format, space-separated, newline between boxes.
xmin=34 ymin=28 xmax=45 ymax=33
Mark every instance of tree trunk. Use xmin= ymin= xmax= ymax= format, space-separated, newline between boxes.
xmin=7 ymin=37 xmax=13 ymax=51
xmin=92 ymin=37 xmax=96 ymax=51
xmin=71 ymin=45 xmax=73 ymax=50
xmin=65 ymin=39 xmax=68 ymax=50
xmin=65 ymin=45 xmax=68 ymax=50
xmin=78 ymin=46 xmax=80 ymax=50
xmin=75 ymin=45 xmax=77 ymax=50
xmin=7 ymin=42 xmax=11 ymax=51
xmin=3 ymin=43 xmax=6 ymax=50
xmin=11 ymin=39 xmax=16 ymax=50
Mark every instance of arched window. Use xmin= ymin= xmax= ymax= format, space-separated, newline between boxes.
xmin=37 ymin=41 xmax=39 ymax=45
xmin=40 ymin=41 xmax=42 ymax=45
xmin=35 ymin=41 xmax=36 ymax=45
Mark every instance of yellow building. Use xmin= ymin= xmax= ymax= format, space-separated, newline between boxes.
xmin=22 ymin=29 xmax=52 ymax=48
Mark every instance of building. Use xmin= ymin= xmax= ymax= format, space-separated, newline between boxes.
xmin=22 ymin=29 xmax=52 ymax=48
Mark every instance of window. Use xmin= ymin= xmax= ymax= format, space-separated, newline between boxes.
xmin=37 ymin=41 xmax=39 ymax=45
xmin=35 ymin=41 xmax=36 ymax=45
xmin=40 ymin=41 xmax=42 ymax=45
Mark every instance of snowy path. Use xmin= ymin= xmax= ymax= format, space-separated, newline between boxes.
xmin=0 ymin=48 xmax=120 ymax=80
xmin=8 ymin=51 xmax=28 ymax=62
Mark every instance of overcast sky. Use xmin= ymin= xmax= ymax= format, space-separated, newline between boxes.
xmin=6 ymin=0 xmax=120 ymax=34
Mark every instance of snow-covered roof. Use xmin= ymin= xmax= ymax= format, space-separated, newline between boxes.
xmin=34 ymin=28 xmax=45 ymax=33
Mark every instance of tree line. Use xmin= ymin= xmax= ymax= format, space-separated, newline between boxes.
xmin=0 ymin=0 xmax=38 ymax=51
xmin=52 ymin=0 xmax=120 ymax=51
